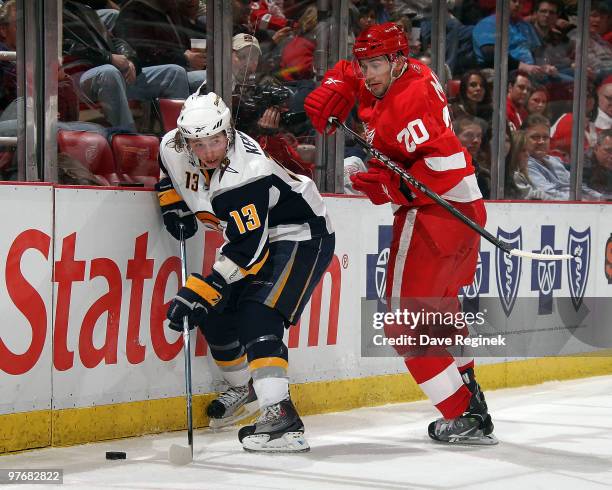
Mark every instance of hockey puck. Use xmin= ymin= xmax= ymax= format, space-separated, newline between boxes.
xmin=105 ymin=451 xmax=126 ymax=460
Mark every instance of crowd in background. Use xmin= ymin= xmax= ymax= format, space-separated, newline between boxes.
xmin=0 ymin=0 xmax=610 ymax=200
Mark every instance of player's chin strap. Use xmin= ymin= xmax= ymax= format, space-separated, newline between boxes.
xmin=329 ymin=117 xmax=575 ymax=261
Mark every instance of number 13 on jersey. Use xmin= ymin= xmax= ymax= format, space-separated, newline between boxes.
xmin=229 ymin=204 xmax=261 ymax=234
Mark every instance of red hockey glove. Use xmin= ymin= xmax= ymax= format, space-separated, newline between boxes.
xmin=304 ymin=77 xmax=356 ymax=134
xmin=350 ymin=164 xmax=413 ymax=206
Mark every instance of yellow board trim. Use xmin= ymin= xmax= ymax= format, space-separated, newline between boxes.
xmin=215 ymin=354 xmax=247 ymax=368
xmin=249 ymin=356 xmax=289 ymax=371
xmin=2 ymin=354 xmax=612 ymax=454
xmin=0 ymin=410 xmax=51 ymax=453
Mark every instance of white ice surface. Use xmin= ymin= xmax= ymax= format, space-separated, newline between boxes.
xmin=1 ymin=375 xmax=612 ymax=490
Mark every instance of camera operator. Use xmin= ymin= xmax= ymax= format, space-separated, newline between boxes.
xmin=231 ymin=34 xmax=313 ymax=176
xmin=234 ymin=83 xmax=307 ymax=134
xmin=231 ymin=34 xmax=286 ymax=135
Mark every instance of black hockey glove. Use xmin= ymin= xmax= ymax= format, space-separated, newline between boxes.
xmin=167 ymin=271 xmax=230 ymax=331
xmin=155 ymin=177 xmax=198 ymax=241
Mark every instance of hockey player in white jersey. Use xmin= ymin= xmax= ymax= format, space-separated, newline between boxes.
xmin=156 ymin=89 xmax=335 ymax=452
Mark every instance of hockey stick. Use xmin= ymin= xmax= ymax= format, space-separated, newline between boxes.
xmin=168 ymin=224 xmax=194 ymax=465
xmin=331 ymin=117 xmax=574 ymax=261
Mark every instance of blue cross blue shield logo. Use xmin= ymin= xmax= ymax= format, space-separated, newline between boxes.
xmin=496 ymin=227 xmax=522 ymax=317
xmin=463 ymin=251 xmax=491 ymax=299
xmin=531 ymin=225 xmax=563 ymax=315
xmin=567 ymin=227 xmax=591 ymax=310
xmin=462 ymin=250 xmax=490 ymax=314
xmin=366 ymin=225 xmax=393 ymax=304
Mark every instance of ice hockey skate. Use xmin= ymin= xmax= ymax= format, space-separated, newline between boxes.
xmin=238 ymin=398 xmax=310 ymax=452
xmin=428 ymin=369 xmax=498 ymax=445
xmin=207 ymin=380 xmax=259 ymax=429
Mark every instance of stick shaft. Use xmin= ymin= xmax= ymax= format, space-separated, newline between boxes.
xmin=178 ymin=226 xmax=194 ymax=454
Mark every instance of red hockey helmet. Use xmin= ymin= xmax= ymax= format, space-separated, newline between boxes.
xmin=353 ymin=22 xmax=409 ymax=61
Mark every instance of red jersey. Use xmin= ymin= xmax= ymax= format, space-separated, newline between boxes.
xmin=550 ymin=113 xmax=598 ymax=160
xmin=249 ymin=1 xmax=288 ymax=31
xmin=327 ymin=59 xmax=482 ymax=207
xmin=506 ymin=97 xmax=526 ymax=132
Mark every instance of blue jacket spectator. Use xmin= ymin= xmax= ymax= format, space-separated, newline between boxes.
xmin=473 ymin=11 xmax=541 ymax=66
xmin=524 ymin=114 xmax=601 ymax=200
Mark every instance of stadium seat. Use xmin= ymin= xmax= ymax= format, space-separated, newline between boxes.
xmin=57 ymin=130 xmax=120 ymax=186
xmin=111 ymin=134 xmax=160 ymax=187
xmin=156 ymin=98 xmax=185 ymax=133
xmin=446 ymin=79 xmax=461 ymax=99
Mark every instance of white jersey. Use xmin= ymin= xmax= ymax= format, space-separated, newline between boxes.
xmin=159 ymin=128 xmax=333 ymax=281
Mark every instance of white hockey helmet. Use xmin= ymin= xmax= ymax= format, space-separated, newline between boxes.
xmin=177 ymin=91 xmax=232 ymax=140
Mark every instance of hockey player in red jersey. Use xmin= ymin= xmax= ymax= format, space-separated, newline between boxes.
xmin=305 ymin=22 xmax=497 ymax=445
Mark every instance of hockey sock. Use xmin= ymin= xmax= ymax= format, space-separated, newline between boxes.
xmin=253 ymin=377 xmax=290 ymax=409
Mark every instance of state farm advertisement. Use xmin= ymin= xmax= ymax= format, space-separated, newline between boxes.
xmin=0 ymin=186 xmax=403 ymax=414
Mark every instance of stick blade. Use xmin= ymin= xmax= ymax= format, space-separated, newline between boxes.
xmin=168 ymin=444 xmax=193 ymax=465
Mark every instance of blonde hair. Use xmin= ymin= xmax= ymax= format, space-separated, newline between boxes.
xmin=509 ymin=130 xmax=532 ymax=182
xmin=298 ymin=6 xmax=317 ymax=34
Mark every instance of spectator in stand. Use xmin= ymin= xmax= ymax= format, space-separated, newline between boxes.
xmin=375 ymin=0 xmax=397 ymax=23
xmin=92 ymin=0 xmax=121 ymax=32
xmin=418 ymin=3 xmax=478 ymax=75
xmin=530 ymin=0 xmax=574 ymax=81
xmin=524 ymin=114 xmax=601 ymax=200
xmin=355 ymin=2 xmax=377 ymax=34
xmin=505 ymin=129 xmax=546 ymax=199
xmin=450 ymin=69 xmax=492 ymax=120
xmin=526 ymin=84 xmax=550 ymax=117
xmin=394 ymin=1 xmax=467 ymax=23
xmin=176 ymin=0 xmax=206 ymax=34
xmin=454 ymin=116 xmax=491 ymax=198
xmin=63 ymin=0 xmax=189 ymax=132
xmin=233 ymin=0 xmax=252 ymax=34
xmin=452 ymin=0 xmax=492 ymax=25
xmin=507 ymin=70 xmax=532 ymax=131
xmin=0 ymin=0 xmax=17 ymax=115
xmin=233 ymin=1 xmax=294 ymax=79
xmin=568 ymin=1 xmax=612 ymax=80
xmin=550 ymin=81 xmax=597 ymax=161
xmin=232 ymin=33 xmax=262 ymax=89
xmin=587 ymin=128 xmax=612 ymax=197
xmin=473 ymin=0 xmax=559 ymax=79
xmin=1 ymin=0 xmax=78 ymax=122
xmin=394 ymin=15 xmax=422 ymax=56
xmin=594 ymin=74 xmax=612 ymax=131
xmin=114 ymin=0 xmax=206 ymax=92
xmin=248 ymin=0 xmax=290 ymax=32
xmin=348 ymin=2 xmax=376 ymax=55
xmin=279 ymin=5 xmax=317 ymax=81
xmin=175 ymin=0 xmax=207 ymax=54
xmin=230 ymin=33 xmax=314 ymax=177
